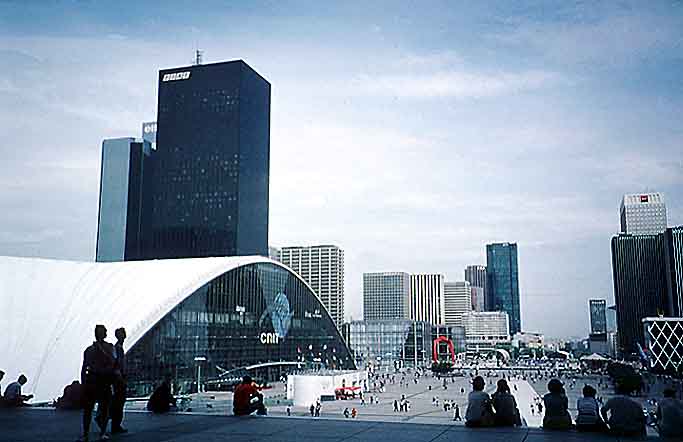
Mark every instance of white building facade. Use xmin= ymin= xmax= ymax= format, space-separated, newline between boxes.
xmin=620 ymin=193 xmax=667 ymax=235
xmin=471 ymin=286 xmax=485 ymax=311
xmin=462 ymin=311 xmax=510 ymax=347
xmin=410 ymin=273 xmax=445 ymax=325
xmin=443 ymin=281 xmax=472 ymax=327
xmin=278 ymin=245 xmax=345 ymax=327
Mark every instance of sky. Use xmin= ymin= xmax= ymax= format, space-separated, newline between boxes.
xmin=0 ymin=1 xmax=682 ymax=339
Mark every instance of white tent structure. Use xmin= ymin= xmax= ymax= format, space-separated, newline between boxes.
xmin=0 ymin=255 xmax=300 ymax=402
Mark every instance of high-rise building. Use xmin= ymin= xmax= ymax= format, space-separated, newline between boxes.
xmin=462 ymin=311 xmax=510 ymax=347
xmin=611 ymin=233 xmax=668 ymax=357
xmin=443 ymin=281 xmax=472 ymax=327
xmin=363 ymin=272 xmax=410 ymax=320
xmin=589 ymin=299 xmax=608 ymax=334
xmin=96 ymin=138 xmax=152 ymax=262
xmin=140 ymin=60 xmax=270 ymax=259
xmin=486 ymin=243 xmax=521 ymax=334
xmin=278 ymin=245 xmax=345 ymax=327
xmin=664 ymin=226 xmax=683 ymax=317
xmin=410 ymin=274 xmax=445 ymax=325
xmin=471 ymin=286 xmax=485 ymax=312
xmin=268 ymin=246 xmax=280 ymax=261
xmin=465 ymin=265 xmax=487 ymax=309
xmin=620 ymin=193 xmax=667 ymax=235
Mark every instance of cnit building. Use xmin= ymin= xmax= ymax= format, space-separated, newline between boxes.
xmin=0 ymin=60 xmax=356 ymax=401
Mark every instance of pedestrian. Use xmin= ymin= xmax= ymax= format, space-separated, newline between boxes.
xmin=542 ymin=379 xmax=572 ymax=430
xmin=147 ymin=375 xmax=177 ymax=414
xmin=393 ymin=399 xmax=399 ymax=412
xmin=286 ymin=406 xmax=291 ymax=416
xmin=600 ymin=383 xmax=646 ymax=437
xmin=2 ymin=374 xmax=34 ymax=407
xmin=453 ymin=404 xmax=461 ymax=421
xmin=575 ymin=385 xmax=607 ymax=432
xmin=343 ymin=407 xmax=350 ymax=418
xmin=78 ymin=325 xmax=116 ymax=442
xmin=107 ymin=328 xmax=127 ymax=434
xmin=465 ymin=376 xmax=496 ymax=427
xmin=309 ymin=404 xmax=315 ymax=417
xmin=351 ymin=407 xmax=357 ymax=418
xmin=315 ymin=400 xmax=321 ymax=417
xmin=491 ymin=379 xmax=521 ymax=427
xmin=655 ymin=388 xmax=683 ymax=439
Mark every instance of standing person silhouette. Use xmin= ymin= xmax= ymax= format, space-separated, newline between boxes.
xmin=109 ymin=328 xmax=128 ymax=434
xmin=78 ymin=325 xmax=116 ymax=442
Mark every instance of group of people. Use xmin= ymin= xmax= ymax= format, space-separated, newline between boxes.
xmin=465 ymin=377 xmax=522 ymax=427
xmin=0 ymin=371 xmax=34 ymax=407
xmin=462 ymin=374 xmax=682 ymax=439
xmin=542 ymin=378 xmax=682 ymax=438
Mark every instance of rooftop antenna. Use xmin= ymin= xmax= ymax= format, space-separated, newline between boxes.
xmin=194 ymin=49 xmax=203 ymax=65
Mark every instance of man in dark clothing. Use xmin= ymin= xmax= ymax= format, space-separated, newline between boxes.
xmin=56 ymin=381 xmax=83 ymax=410
xmin=147 ymin=377 xmax=176 ymax=413
xmin=108 ymin=328 xmax=127 ymax=434
xmin=78 ymin=325 xmax=116 ymax=442
xmin=233 ymin=376 xmax=267 ymax=416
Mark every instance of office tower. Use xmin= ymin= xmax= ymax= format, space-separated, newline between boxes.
xmin=486 ymin=243 xmax=521 ymax=333
xmin=606 ymin=305 xmax=617 ymax=333
xmin=140 ymin=60 xmax=270 ymax=259
xmin=589 ymin=299 xmax=608 ymax=334
xmin=443 ymin=281 xmax=472 ymax=327
xmin=611 ymin=233 xmax=668 ymax=357
xmin=462 ymin=311 xmax=510 ymax=347
xmin=410 ymin=273 xmax=445 ymax=325
xmin=620 ymin=193 xmax=667 ymax=235
xmin=664 ymin=226 xmax=683 ymax=317
xmin=96 ymin=138 xmax=152 ymax=262
xmin=279 ymin=245 xmax=345 ymax=327
xmin=363 ymin=272 xmax=410 ymax=320
xmin=471 ymin=286 xmax=485 ymax=311
xmin=465 ymin=265 xmax=487 ymax=309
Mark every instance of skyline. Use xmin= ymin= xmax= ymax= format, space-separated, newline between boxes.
xmin=1 ymin=1 xmax=682 ymax=338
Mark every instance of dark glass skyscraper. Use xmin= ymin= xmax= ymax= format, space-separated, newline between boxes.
xmin=486 ymin=243 xmax=521 ymax=334
xmin=664 ymin=226 xmax=683 ymax=317
xmin=611 ymin=234 xmax=667 ymax=357
xmin=140 ymin=60 xmax=270 ymax=259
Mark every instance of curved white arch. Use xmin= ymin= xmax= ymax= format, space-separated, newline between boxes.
xmin=0 ymin=255 xmax=337 ymax=401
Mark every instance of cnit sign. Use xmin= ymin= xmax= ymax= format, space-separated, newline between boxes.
xmin=260 ymin=332 xmax=280 ymax=345
xmin=162 ymin=71 xmax=191 ymax=82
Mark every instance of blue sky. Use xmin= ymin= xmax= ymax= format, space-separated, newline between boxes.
xmin=1 ymin=1 xmax=682 ymax=338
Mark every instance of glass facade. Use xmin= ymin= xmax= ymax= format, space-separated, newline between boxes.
xmin=486 ymin=243 xmax=521 ymax=334
xmin=345 ymin=320 xmax=430 ymax=370
xmin=589 ymin=299 xmax=607 ymax=334
xmin=139 ymin=60 xmax=270 ymax=260
xmin=96 ymin=138 xmax=151 ymax=262
xmin=125 ymin=262 xmax=353 ymax=395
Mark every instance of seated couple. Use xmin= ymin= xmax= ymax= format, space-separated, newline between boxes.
xmin=465 ymin=377 xmax=521 ymax=427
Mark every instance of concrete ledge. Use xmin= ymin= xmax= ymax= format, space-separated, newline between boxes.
xmin=0 ymin=408 xmax=668 ymax=442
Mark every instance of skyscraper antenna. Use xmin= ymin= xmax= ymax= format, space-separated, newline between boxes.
xmin=195 ymin=49 xmax=203 ymax=65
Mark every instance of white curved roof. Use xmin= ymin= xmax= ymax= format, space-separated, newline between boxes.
xmin=0 ymin=255 xmax=303 ymax=401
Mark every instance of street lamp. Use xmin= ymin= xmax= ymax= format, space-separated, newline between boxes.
xmin=194 ymin=356 xmax=207 ymax=393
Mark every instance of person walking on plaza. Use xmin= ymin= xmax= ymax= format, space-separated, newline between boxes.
xmin=542 ymin=379 xmax=572 ymax=430
xmin=314 ymin=400 xmax=321 ymax=417
xmin=465 ymin=376 xmax=495 ymax=427
xmin=600 ymin=383 xmax=646 ymax=437
xmin=351 ymin=407 xmax=357 ymax=418
xmin=78 ymin=324 xmax=116 ymax=442
xmin=655 ymin=388 xmax=682 ymax=439
xmin=575 ymin=385 xmax=607 ymax=432
xmin=108 ymin=328 xmax=127 ymax=434
xmin=309 ymin=404 xmax=315 ymax=416
xmin=233 ymin=376 xmax=267 ymax=416
xmin=453 ymin=404 xmax=461 ymax=421
xmin=492 ymin=379 xmax=521 ymax=427
xmin=393 ymin=399 xmax=399 ymax=412
xmin=3 ymin=374 xmax=34 ymax=407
